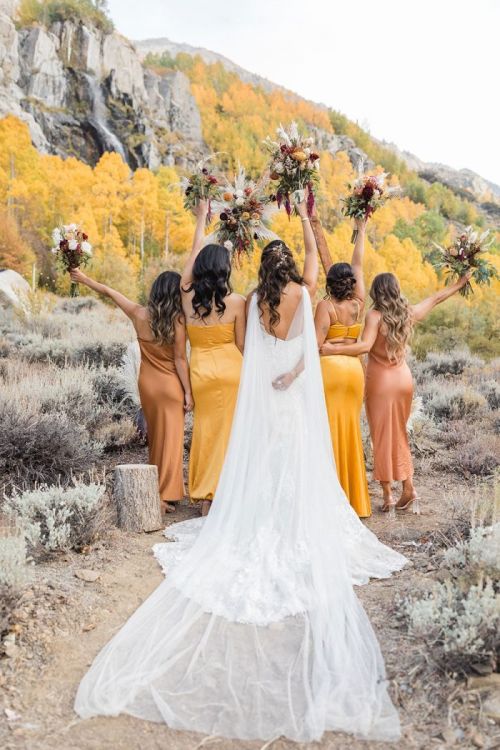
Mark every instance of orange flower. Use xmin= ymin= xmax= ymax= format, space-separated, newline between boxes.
xmin=223 ymin=191 xmax=233 ymax=202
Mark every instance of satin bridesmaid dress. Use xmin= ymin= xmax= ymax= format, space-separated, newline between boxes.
xmin=137 ymin=338 xmax=185 ymax=502
xmin=187 ymin=322 xmax=242 ymax=502
xmin=364 ymin=328 xmax=414 ymax=483
xmin=320 ymin=303 xmax=371 ymax=518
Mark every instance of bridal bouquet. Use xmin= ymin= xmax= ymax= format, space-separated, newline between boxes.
xmin=342 ymin=173 xmax=401 ymax=243
xmin=431 ymin=226 xmax=497 ymax=297
xmin=182 ymin=157 xmax=222 ymax=224
xmin=263 ymin=121 xmax=320 ymax=217
xmin=51 ymin=224 xmax=92 ymax=297
xmin=209 ymin=167 xmax=278 ymax=259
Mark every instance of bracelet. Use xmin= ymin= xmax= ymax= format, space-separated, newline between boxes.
xmin=300 ymin=217 xmax=310 ymax=223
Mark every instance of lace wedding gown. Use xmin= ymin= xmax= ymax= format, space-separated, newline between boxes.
xmin=75 ymin=288 xmax=407 ymax=742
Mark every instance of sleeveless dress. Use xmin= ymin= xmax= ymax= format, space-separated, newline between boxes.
xmin=365 ymin=328 xmax=414 ymax=482
xmin=137 ymin=338 xmax=185 ymax=502
xmin=320 ymin=302 xmax=371 ymax=517
xmin=75 ymin=289 xmax=407 ymax=743
xmin=187 ymin=322 xmax=242 ymax=501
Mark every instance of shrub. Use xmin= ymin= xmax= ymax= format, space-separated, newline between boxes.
xmin=58 ymin=296 xmax=98 ymax=314
xmin=0 ymin=531 xmax=28 ymax=588
xmin=478 ymin=379 xmax=500 ymax=411
xmin=17 ymin=0 xmax=114 ymax=33
xmin=423 ymin=385 xmax=487 ymax=422
xmin=418 ymin=350 xmax=483 ymax=378
xmin=0 ymin=399 xmax=102 ymax=489
xmin=399 ymin=523 xmax=500 ymax=675
xmin=4 ymin=482 xmax=107 ymax=557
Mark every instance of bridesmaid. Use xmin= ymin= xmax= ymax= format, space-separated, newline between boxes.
xmin=322 ymin=271 xmax=471 ymax=514
xmin=181 ymin=200 xmax=245 ymax=516
xmin=70 ymin=268 xmax=192 ymax=512
xmin=315 ymin=218 xmax=370 ymax=517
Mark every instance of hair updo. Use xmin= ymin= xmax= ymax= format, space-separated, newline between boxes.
xmin=325 ymin=262 xmax=356 ymax=301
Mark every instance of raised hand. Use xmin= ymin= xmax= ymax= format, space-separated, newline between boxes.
xmin=69 ymin=268 xmax=89 ymax=285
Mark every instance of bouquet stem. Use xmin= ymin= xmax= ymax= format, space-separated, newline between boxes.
xmin=351 ymin=228 xmax=359 ymax=245
xmin=70 ymin=282 xmax=79 ymax=298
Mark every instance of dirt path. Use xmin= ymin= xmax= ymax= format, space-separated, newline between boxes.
xmin=0 ymin=471 xmax=491 ymax=750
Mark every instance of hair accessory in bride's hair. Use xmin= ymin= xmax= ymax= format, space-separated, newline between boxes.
xmin=274 ymin=242 xmax=288 ymax=268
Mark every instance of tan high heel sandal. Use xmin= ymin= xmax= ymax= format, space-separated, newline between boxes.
xmin=379 ymin=495 xmax=397 ymax=519
xmin=396 ymin=492 xmax=421 ymax=515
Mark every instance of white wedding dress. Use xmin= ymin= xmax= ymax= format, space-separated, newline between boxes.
xmin=75 ymin=288 xmax=407 ymax=742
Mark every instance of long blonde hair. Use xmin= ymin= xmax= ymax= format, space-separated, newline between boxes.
xmin=370 ymin=273 xmax=413 ymax=363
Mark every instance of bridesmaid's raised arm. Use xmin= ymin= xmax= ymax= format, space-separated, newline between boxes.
xmin=69 ymin=268 xmax=141 ymax=321
xmin=350 ymin=218 xmax=367 ymax=304
xmin=297 ymin=190 xmax=318 ymax=297
xmin=411 ymin=272 xmax=471 ymax=321
xmin=181 ymin=199 xmax=209 ymax=290
xmin=319 ymin=310 xmax=381 ymax=357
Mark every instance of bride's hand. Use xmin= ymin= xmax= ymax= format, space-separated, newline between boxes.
xmin=272 ymin=371 xmax=295 ymax=391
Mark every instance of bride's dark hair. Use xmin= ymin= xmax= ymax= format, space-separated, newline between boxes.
xmin=186 ymin=244 xmax=232 ymax=320
xmin=257 ymin=240 xmax=303 ymax=335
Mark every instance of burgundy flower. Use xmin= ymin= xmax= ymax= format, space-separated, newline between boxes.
xmin=309 ymin=152 xmax=319 ymax=162
xmin=220 ymin=212 xmax=228 ymax=221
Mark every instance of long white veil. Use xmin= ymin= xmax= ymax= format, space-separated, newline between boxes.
xmin=75 ymin=288 xmax=406 ymax=742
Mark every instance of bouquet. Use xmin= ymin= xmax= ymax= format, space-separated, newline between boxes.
xmin=51 ymin=224 xmax=92 ymax=297
xmin=342 ymin=173 xmax=401 ymax=243
xmin=263 ymin=121 xmax=320 ymax=217
xmin=182 ymin=157 xmax=222 ymax=224
xmin=431 ymin=226 xmax=497 ymax=297
xmin=209 ymin=167 xmax=279 ymax=259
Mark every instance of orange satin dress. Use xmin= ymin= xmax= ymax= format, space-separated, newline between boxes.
xmin=187 ymin=322 xmax=242 ymax=502
xmin=137 ymin=338 xmax=185 ymax=502
xmin=320 ymin=304 xmax=371 ymax=518
xmin=365 ymin=329 xmax=414 ymax=482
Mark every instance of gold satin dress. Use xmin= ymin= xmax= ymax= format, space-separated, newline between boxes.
xmin=187 ymin=322 xmax=242 ymax=502
xmin=320 ymin=309 xmax=371 ymax=518
xmin=137 ymin=338 xmax=185 ymax=502
xmin=365 ymin=329 xmax=414 ymax=482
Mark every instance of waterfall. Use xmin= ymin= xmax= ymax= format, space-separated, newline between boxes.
xmin=84 ymin=73 xmax=128 ymax=163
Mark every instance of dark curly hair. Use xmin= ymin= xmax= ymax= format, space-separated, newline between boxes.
xmin=256 ymin=240 xmax=303 ymax=335
xmin=148 ymin=271 xmax=183 ymax=345
xmin=325 ymin=262 xmax=356 ymax=301
xmin=186 ymin=244 xmax=232 ymax=320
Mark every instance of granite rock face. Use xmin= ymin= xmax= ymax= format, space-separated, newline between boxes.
xmin=0 ymin=3 xmax=205 ymax=167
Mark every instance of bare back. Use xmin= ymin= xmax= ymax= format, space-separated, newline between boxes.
xmin=258 ymin=282 xmax=304 ymax=340
xmin=182 ymin=290 xmax=244 ymax=327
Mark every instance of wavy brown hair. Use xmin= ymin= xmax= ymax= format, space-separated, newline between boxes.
xmin=185 ymin=244 xmax=232 ymax=320
xmin=370 ymin=273 xmax=413 ymax=363
xmin=148 ymin=271 xmax=183 ymax=345
xmin=257 ymin=241 xmax=303 ymax=335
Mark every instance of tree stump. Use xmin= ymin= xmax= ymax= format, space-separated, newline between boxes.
xmin=114 ymin=464 xmax=162 ymax=533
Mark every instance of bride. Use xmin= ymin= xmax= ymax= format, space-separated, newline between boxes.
xmin=75 ymin=195 xmax=407 ymax=743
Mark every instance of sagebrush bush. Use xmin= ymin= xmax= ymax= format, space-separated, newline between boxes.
xmin=0 ymin=532 xmax=28 ymax=587
xmin=417 ymin=350 xmax=483 ymax=378
xmin=423 ymin=384 xmax=487 ymax=421
xmin=4 ymin=482 xmax=107 ymax=557
xmin=0 ymin=398 xmax=101 ymax=489
xmin=399 ymin=522 xmax=500 ymax=674
xmin=478 ymin=379 xmax=500 ymax=411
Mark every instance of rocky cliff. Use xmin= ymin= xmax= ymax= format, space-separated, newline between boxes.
xmin=0 ymin=0 xmax=205 ymax=168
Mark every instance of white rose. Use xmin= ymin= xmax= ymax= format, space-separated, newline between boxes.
xmin=68 ymin=223 xmax=78 ymax=231
xmin=224 ymin=240 xmax=234 ymax=251
xmin=274 ymin=162 xmax=284 ymax=174
xmin=304 ymin=148 xmax=311 ymax=157
xmin=81 ymin=241 xmax=92 ymax=256
xmin=68 ymin=239 xmax=78 ymax=250
xmin=235 ymin=197 xmax=245 ymax=206
xmin=52 ymin=229 xmax=62 ymax=244
xmin=235 ymin=189 xmax=244 ymax=198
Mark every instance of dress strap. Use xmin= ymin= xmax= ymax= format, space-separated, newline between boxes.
xmin=329 ymin=301 xmax=339 ymax=324
xmin=354 ymin=299 xmax=362 ymax=323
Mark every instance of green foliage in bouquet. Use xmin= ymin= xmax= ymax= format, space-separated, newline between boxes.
xmin=431 ymin=227 xmax=498 ymax=297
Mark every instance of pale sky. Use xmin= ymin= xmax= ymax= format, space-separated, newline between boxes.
xmin=107 ymin=0 xmax=500 ymax=186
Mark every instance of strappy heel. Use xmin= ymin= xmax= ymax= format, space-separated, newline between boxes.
xmin=380 ymin=495 xmax=397 ymax=519
xmin=396 ymin=492 xmax=421 ymax=515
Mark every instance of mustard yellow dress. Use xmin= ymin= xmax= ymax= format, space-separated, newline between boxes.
xmin=320 ymin=307 xmax=371 ymax=518
xmin=187 ymin=322 xmax=242 ymax=502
